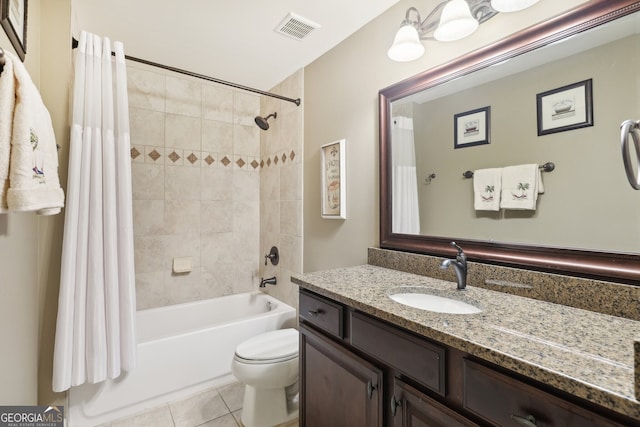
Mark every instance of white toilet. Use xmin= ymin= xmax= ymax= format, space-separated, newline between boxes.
xmin=231 ymin=328 xmax=299 ymax=427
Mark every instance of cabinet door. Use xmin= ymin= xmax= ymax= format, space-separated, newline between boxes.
xmin=300 ymin=324 xmax=383 ymax=427
xmin=391 ymin=378 xmax=478 ymax=427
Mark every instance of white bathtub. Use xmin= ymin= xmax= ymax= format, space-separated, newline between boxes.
xmin=68 ymin=291 xmax=297 ymax=427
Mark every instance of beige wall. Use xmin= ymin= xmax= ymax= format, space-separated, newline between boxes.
xmin=302 ymin=0 xmax=586 ymax=273
xmin=37 ymin=0 xmax=72 ymax=408
xmin=413 ymin=34 xmax=640 ymax=251
xmin=0 ymin=0 xmax=40 ymax=406
xmin=0 ymin=0 xmax=71 ymax=406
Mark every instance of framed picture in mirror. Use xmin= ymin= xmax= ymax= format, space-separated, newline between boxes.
xmin=454 ymin=106 xmax=490 ymax=149
xmin=536 ymin=79 xmax=593 ymax=136
xmin=0 ymin=0 xmax=27 ymax=60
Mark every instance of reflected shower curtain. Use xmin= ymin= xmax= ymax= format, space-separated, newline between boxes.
xmin=53 ymin=31 xmax=136 ymax=392
xmin=391 ymin=116 xmax=420 ymax=234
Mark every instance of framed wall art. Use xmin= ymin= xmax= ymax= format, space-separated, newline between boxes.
xmin=536 ymin=79 xmax=593 ymax=136
xmin=321 ymin=139 xmax=346 ymax=219
xmin=0 ymin=0 xmax=27 ymax=61
xmin=454 ymin=106 xmax=490 ymax=149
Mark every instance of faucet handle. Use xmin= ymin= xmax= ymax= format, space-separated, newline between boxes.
xmin=451 ymin=241 xmax=463 ymax=254
xmin=264 ymin=246 xmax=280 ymax=266
xmin=450 ymin=241 xmax=466 ymax=263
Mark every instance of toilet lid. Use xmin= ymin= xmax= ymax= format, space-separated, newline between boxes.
xmin=235 ymin=328 xmax=298 ymax=362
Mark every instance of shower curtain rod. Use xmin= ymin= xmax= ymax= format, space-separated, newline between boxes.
xmin=71 ymin=38 xmax=301 ymax=106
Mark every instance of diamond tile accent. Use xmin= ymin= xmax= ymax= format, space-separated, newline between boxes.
xmin=260 ymin=160 xmax=265 ymax=168
xmin=187 ymin=153 xmax=198 ymax=164
xmin=281 ymin=153 xmax=287 ymax=163
xmin=274 ymin=155 xmax=279 ymax=165
xmin=250 ymin=160 xmax=259 ymax=170
xmin=148 ymin=149 xmax=161 ymax=161
xmin=266 ymin=158 xmax=272 ymax=167
xmin=205 ymin=155 xmax=215 ymax=166
xmin=168 ymin=151 xmax=181 ymax=163
xmin=290 ymin=150 xmax=296 ymax=161
xmin=221 ymin=156 xmax=231 ymax=167
xmin=236 ymin=158 xmax=246 ymax=168
xmin=131 ymin=147 xmax=141 ymax=159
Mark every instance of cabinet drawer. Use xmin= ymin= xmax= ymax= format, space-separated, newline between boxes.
xmin=463 ymin=359 xmax=624 ymax=427
xmin=299 ymin=290 xmax=344 ymax=338
xmin=350 ymin=311 xmax=446 ymax=396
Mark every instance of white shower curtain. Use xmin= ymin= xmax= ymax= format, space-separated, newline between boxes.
xmin=391 ymin=116 xmax=420 ymax=234
xmin=53 ymin=31 xmax=136 ymax=392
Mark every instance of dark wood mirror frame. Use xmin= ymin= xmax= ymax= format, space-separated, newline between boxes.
xmin=379 ymin=0 xmax=640 ymax=286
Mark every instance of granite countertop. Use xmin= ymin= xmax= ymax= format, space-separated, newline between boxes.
xmin=291 ymin=264 xmax=640 ymax=421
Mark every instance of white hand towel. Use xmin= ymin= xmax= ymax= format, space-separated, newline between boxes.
xmin=0 ymin=55 xmax=15 ymax=213
xmin=5 ymin=51 xmax=64 ymax=215
xmin=500 ymin=164 xmax=543 ymax=210
xmin=473 ymin=168 xmax=502 ymax=211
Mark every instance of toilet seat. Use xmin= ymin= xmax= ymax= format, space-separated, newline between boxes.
xmin=234 ymin=328 xmax=298 ymax=365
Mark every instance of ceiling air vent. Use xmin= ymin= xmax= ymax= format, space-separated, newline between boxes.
xmin=274 ymin=12 xmax=321 ymax=41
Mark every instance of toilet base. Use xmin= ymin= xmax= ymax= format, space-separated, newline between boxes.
xmin=240 ymin=382 xmax=298 ymax=427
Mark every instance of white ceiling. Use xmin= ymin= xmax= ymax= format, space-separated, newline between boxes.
xmin=72 ymin=0 xmax=401 ymax=92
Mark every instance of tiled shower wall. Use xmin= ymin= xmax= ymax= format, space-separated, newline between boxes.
xmin=128 ymin=63 xmax=263 ymax=310
xmin=259 ymin=70 xmax=304 ymax=310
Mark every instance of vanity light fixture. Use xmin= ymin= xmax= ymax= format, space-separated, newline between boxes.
xmin=387 ymin=0 xmax=539 ymax=62
xmin=491 ymin=0 xmax=540 ymax=13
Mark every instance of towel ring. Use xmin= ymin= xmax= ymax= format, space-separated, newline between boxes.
xmin=620 ymin=119 xmax=640 ymax=190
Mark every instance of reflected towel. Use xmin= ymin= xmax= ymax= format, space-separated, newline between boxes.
xmin=473 ymin=168 xmax=502 ymax=211
xmin=500 ymin=164 xmax=543 ymax=210
xmin=0 ymin=55 xmax=14 ymax=213
xmin=5 ymin=51 xmax=64 ymax=215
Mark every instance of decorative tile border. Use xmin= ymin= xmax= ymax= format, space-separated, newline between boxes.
xmin=259 ymin=149 xmax=299 ymax=169
xmin=131 ymin=144 xmax=260 ymax=172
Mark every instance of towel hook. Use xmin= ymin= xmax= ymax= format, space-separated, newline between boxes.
xmin=424 ymin=173 xmax=436 ymax=184
xmin=620 ymin=119 xmax=640 ymax=190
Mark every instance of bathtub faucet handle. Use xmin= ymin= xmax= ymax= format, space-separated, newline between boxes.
xmin=260 ymin=276 xmax=277 ymax=288
xmin=264 ymin=246 xmax=280 ymax=266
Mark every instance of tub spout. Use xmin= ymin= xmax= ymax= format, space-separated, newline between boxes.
xmin=260 ymin=276 xmax=277 ymax=288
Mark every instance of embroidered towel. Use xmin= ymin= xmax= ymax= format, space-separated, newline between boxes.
xmin=500 ymin=164 xmax=543 ymax=210
xmin=5 ymin=51 xmax=64 ymax=215
xmin=0 ymin=54 xmax=14 ymax=213
xmin=473 ymin=168 xmax=502 ymax=211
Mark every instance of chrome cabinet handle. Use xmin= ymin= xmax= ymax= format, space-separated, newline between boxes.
xmin=511 ymin=414 xmax=538 ymax=427
xmin=390 ymin=395 xmax=401 ymax=416
xmin=366 ymin=380 xmax=377 ymax=399
xmin=620 ymin=119 xmax=640 ymax=190
xmin=307 ymin=308 xmax=324 ymax=317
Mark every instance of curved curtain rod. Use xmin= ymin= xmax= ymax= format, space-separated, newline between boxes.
xmin=71 ymin=38 xmax=301 ymax=106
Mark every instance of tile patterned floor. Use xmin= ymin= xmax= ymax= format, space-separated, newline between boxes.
xmin=98 ymin=381 xmax=298 ymax=427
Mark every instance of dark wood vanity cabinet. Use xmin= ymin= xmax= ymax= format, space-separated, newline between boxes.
xmin=299 ymin=290 xmax=633 ymax=427
xmin=300 ymin=324 xmax=383 ymax=426
xmin=391 ymin=378 xmax=478 ymax=427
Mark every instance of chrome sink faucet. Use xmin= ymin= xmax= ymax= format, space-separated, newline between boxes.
xmin=440 ymin=242 xmax=467 ymax=290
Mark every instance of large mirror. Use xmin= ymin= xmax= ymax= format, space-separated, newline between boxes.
xmin=379 ymin=1 xmax=640 ymax=284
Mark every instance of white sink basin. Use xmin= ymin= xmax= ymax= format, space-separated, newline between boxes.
xmin=389 ymin=289 xmax=482 ymax=314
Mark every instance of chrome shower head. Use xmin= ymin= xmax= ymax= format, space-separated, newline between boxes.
xmin=255 ymin=112 xmax=277 ymax=130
